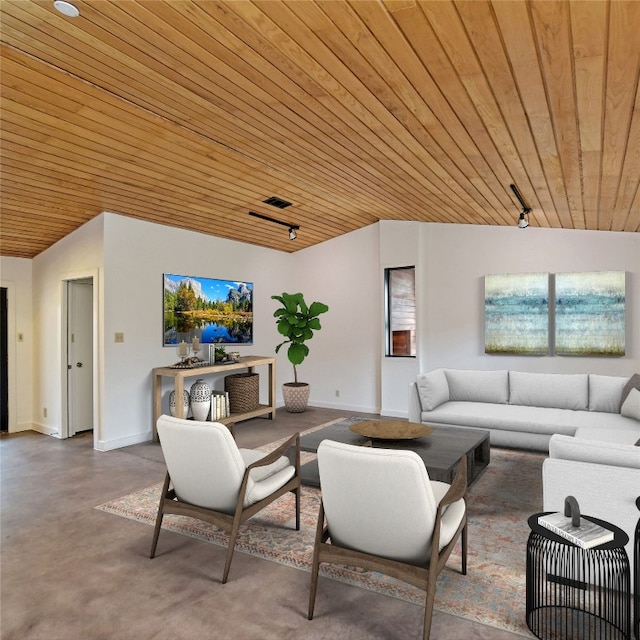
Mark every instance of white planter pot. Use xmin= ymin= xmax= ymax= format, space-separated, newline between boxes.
xmin=282 ymin=383 xmax=310 ymax=413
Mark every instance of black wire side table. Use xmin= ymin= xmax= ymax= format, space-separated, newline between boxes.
xmin=634 ymin=497 xmax=639 ymax=639
xmin=527 ymin=512 xmax=631 ymax=640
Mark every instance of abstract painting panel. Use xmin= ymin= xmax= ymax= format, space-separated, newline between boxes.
xmin=555 ymin=271 xmax=625 ymax=356
xmin=485 ymin=273 xmax=549 ymax=355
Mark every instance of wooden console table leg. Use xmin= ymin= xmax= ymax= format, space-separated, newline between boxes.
xmin=175 ymin=377 xmax=185 ymax=419
xmin=152 ymin=372 xmax=163 ymax=442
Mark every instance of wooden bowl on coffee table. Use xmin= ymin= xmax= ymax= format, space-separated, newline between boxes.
xmin=349 ymin=419 xmax=433 ymax=440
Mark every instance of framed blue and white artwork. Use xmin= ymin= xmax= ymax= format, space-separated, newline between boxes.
xmin=484 ymin=273 xmax=549 ymax=355
xmin=555 ymin=271 xmax=625 ymax=357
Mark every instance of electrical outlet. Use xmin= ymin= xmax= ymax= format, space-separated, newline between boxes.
xmin=18 ymin=333 xmax=24 ymax=342
xmin=335 ymin=389 xmax=340 ymax=397
xmin=43 ymin=408 xmax=48 ymax=418
xmin=114 ymin=332 xmax=124 ymax=343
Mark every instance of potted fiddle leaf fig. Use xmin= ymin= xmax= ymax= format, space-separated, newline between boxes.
xmin=272 ymin=292 xmax=329 ymax=412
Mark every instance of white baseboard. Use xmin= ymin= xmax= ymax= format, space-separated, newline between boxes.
xmin=308 ymin=400 xmax=380 ymax=414
xmin=380 ymin=409 xmax=409 ymax=419
xmin=96 ymin=430 xmax=153 ymax=452
xmin=30 ymin=422 xmax=61 ymax=437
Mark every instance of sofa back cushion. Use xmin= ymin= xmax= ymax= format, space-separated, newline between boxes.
xmin=588 ymin=374 xmax=629 ymax=413
xmin=416 ymin=369 xmax=449 ymax=411
xmin=509 ymin=371 xmax=588 ymax=410
xmin=444 ymin=369 xmax=509 ymax=404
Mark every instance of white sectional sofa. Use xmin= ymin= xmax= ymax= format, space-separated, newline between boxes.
xmin=543 ymin=430 xmax=640 ymax=590
xmin=408 ymin=368 xmax=640 ymax=451
xmin=409 ymin=368 xmax=640 ymax=585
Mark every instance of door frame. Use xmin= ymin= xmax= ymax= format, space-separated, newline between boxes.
xmin=61 ymin=269 xmax=100 ymax=449
xmin=1 ymin=282 xmax=17 ymax=433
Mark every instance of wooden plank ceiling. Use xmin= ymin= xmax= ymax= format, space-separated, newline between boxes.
xmin=1 ymin=0 xmax=639 ymax=259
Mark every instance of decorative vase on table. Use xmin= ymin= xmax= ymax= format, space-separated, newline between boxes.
xmin=169 ymin=389 xmax=190 ymax=418
xmin=189 ymin=379 xmax=211 ymax=421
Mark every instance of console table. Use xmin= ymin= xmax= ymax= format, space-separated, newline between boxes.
xmin=152 ymin=355 xmax=275 ymax=441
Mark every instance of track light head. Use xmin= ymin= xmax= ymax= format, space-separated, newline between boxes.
xmin=518 ymin=211 xmax=530 ymax=229
xmin=288 ymin=227 xmax=298 ymax=241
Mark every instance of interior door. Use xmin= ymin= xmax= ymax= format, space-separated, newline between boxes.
xmin=68 ymin=279 xmax=93 ymax=436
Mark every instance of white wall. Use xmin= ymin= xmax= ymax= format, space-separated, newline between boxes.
xmin=420 ymin=224 xmax=640 ymax=375
xmin=0 ymin=257 xmax=33 ymax=431
xmin=288 ymin=223 xmax=381 ymax=414
xmin=17 ymin=214 xmax=640 ymax=448
xmin=31 ymin=215 xmax=105 ymax=439
xmin=100 ymin=214 xmax=290 ymax=450
xmin=379 ymin=221 xmax=421 ymax=416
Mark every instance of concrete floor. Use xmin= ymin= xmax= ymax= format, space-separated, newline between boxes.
xmin=1 ymin=407 xmax=527 ymax=639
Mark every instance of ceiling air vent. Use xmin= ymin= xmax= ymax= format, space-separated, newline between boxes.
xmin=263 ymin=196 xmax=292 ymax=209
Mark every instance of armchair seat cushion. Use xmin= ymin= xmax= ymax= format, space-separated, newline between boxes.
xmin=430 ymin=481 xmax=466 ymax=554
xmin=239 ymin=449 xmax=295 ymax=507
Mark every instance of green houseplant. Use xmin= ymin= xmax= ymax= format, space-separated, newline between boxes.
xmin=272 ymin=292 xmax=329 ymax=412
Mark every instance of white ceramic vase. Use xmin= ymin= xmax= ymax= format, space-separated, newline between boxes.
xmin=190 ymin=379 xmax=211 ymax=421
xmin=169 ymin=389 xmax=190 ymax=418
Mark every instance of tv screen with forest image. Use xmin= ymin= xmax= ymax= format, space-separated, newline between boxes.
xmin=163 ymin=274 xmax=253 ymax=346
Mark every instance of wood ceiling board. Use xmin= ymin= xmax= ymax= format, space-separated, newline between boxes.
xmin=1 ymin=0 xmax=639 ymax=259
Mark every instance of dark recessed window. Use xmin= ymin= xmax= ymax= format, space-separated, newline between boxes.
xmin=385 ymin=266 xmax=416 ymax=357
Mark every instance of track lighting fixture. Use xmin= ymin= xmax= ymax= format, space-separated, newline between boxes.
xmin=510 ymin=184 xmax=532 ymax=229
xmin=517 ymin=212 xmax=529 ymax=229
xmin=249 ymin=211 xmax=300 ymax=240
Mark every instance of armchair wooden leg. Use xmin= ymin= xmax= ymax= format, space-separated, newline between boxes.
xmin=150 ymin=472 xmax=171 ymax=559
xmin=308 ymin=547 xmax=321 ymax=620
xmin=461 ymin=522 xmax=468 ymax=575
xmin=423 ymin=582 xmax=437 ymax=640
xmin=149 ymin=508 xmax=164 ymax=559
xmin=295 ymin=486 xmax=301 ymax=531
xmin=222 ymin=518 xmax=242 ymax=584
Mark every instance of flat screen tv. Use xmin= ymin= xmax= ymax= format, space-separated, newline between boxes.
xmin=163 ymin=273 xmax=253 ymax=346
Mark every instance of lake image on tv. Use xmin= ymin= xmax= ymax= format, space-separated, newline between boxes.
xmin=485 ymin=273 xmax=549 ymax=355
xmin=164 ymin=274 xmax=253 ymax=345
xmin=555 ymin=271 xmax=625 ymax=356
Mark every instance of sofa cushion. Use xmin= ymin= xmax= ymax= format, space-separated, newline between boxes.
xmin=620 ymin=373 xmax=640 ymax=411
xmin=416 ymin=369 xmax=449 ymax=411
xmin=549 ymin=433 xmax=640 ymax=469
xmin=621 ymin=387 xmax=640 ymax=422
xmin=444 ymin=369 xmax=509 ymax=404
xmin=588 ymin=374 xmax=629 ymax=413
xmin=509 ymin=371 xmax=588 ymax=410
xmin=421 ymin=401 xmax=639 ymax=436
xmin=574 ymin=427 xmax=640 ymax=446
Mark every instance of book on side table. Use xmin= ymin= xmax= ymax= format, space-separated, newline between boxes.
xmin=538 ymin=512 xmax=614 ymax=549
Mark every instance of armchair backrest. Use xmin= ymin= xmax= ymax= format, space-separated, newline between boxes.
xmin=317 ymin=440 xmax=439 ymax=564
xmin=157 ymin=415 xmax=246 ymax=513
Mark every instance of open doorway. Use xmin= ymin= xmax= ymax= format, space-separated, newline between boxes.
xmin=64 ymin=278 xmax=94 ymax=439
xmin=1 ymin=287 xmax=8 ymax=433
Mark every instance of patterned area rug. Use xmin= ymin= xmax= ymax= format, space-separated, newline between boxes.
xmin=96 ymin=418 xmax=544 ymax=637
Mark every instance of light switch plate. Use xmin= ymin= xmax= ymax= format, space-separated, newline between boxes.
xmin=114 ymin=332 xmax=124 ymax=343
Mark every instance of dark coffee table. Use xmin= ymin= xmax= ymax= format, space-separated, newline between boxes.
xmin=298 ymin=419 xmax=490 ymax=488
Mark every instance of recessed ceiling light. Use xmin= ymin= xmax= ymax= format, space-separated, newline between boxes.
xmin=53 ymin=1 xmax=80 ymax=17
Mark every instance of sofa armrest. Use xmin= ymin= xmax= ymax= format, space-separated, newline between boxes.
xmin=408 ymin=382 xmax=422 ymax=423
xmin=549 ymin=433 xmax=640 ymax=469
xmin=543 ymin=457 xmax=639 ymax=585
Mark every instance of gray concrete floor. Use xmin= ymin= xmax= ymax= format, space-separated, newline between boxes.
xmin=1 ymin=407 xmax=527 ymax=639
